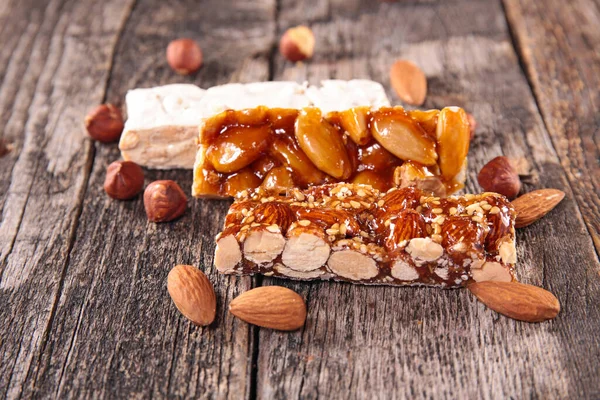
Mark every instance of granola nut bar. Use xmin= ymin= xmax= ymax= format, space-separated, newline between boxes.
xmin=213 ymin=184 xmax=516 ymax=288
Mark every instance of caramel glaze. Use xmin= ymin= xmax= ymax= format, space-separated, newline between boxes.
xmin=218 ymin=185 xmax=516 ymax=288
xmin=196 ymin=106 xmax=467 ymax=198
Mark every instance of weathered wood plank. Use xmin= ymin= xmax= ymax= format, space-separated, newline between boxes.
xmin=0 ymin=0 xmax=135 ymax=398
xmin=258 ymin=0 xmax=600 ymax=398
xmin=27 ymin=0 xmax=274 ymax=398
xmin=502 ymin=0 xmax=600 ymax=251
xmin=501 ymin=1 xmax=600 ymax=397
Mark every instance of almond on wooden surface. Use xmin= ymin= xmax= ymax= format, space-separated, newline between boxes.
xmin=511 ymin=188 xmax=565 ymax=228
xmin=229 ymin=286 xmax=306 ymax=331
xmin=167 ymin=265 xmax=216 ymax=326
xmin=468 ymin=281 xmax=560 ymax=322
xmin=389 ymin=60 xmax=427 ymax=106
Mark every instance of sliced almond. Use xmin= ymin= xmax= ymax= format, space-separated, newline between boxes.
xmin=471 ymin=261 xmax=512 ymax=282
xmin=468 ymin=281 xmax=560 ymax=322
xmin=167 ymin=265 xmax=217 ymax=326
xmin=215 ymin=235 xmax=242 ymax=273
xmin=389 ymin=60 xmax=427 ymax=106
xmin=328 ymin=250 xmax=379 ymax=280
xmin=511 ymin=189 xmax=565 ymax=228
xmin=282 ymin=232 xmax=330 ymax=272
xmin=243 ymin=230 xmax=286 ymax=264
xmin=229 ymin=286 xmax=307 ymax=331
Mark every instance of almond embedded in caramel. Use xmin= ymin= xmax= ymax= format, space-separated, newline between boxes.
xmin=384 ymin=210 xmax=427 ymax=252
xmin=370 ymin=110 xmax=437 ymax=165
xmin=206 ymin=125 xmax=271 ymax=173
xmin=253 ymin=202 xmax=295 ymax=232
xmin=295 ymin=108 xmax=352 ymax=180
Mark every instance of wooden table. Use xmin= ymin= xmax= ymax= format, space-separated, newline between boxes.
xmin=1 ymin=0 xmax=599 ymax=398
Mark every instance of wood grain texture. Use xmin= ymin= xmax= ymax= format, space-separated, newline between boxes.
xmin=1 ymin=0 xmax=599 ymax=398
xmin=0 ymin=0 xmax=134 ymax=398
xmin=258 ymin=0 xmax=600 ymax=398
xmin=503 ymin=0 xmax=600 ymax=256
xmin=25 ymin=0 xmax=275 ymax=398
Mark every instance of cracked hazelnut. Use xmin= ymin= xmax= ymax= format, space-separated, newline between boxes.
xmin=478 ymin=156 xmax=521 ymax=199
xmin=104 ymin=160 xmax=144 ymax=200
xmin=144 ymin=180 xmax=187 ymax=222
xmin=279 ymin=26 xmax=315 ymax=62
xmin=84 ymin=104 xmax=124 ymax=143
xmin=166 ymin=38 xmax=203 ymax=75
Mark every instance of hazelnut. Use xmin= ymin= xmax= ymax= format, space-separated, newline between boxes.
xmin=467 ymin=113 xmax=477 ymax=141
xmin=477 ymin=156 xmax=521 ymax=199
xmin=279 ymin=26 xmax=315 ymax=62
xmin=144 ymin=180 xmax=187 ymax=222
xmin=104 ymin=160 xmax=145 ymax=200
xmin=84 ymin=104 xmax=124 ymax=143
xmin=0 ymin=138 xmax=12 ymax=158
xmin=166 ymin=38 xmax=203 ymax=75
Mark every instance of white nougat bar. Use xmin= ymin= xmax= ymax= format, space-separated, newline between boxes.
xmin=119 ymin=84 xmax=206 ymax=169
xmin=119 ymin=80 xmax=390 ymax=169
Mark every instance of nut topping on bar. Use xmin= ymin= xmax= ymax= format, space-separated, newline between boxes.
xmin=193 ymin=106 xmax=471 ymax=198
xmin=214 ymin=183 xmax=517 ymax=288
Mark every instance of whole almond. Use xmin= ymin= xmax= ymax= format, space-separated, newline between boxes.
xmin=468 ymin=281 xmax=560 ymax=322
xmin=167 ymin=265 xmax=216 ymax=326
xmin=296 ymin=208 xmax=361 ymax=235
xmin=384 ymin=210 xmax=426 ymax=252
xmin=229 ymin=286 xmax=306 ymax=331
xmin=389 ymin=60 xmax=427 ymax=106
xmin=511 ymin=188 xmax=565 ymax=228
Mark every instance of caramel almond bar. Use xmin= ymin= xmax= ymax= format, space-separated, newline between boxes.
xmin=214 ymin=184 xmax=516 ymax=288
xmin=193 ymin=106 xmax=470 ymax=198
